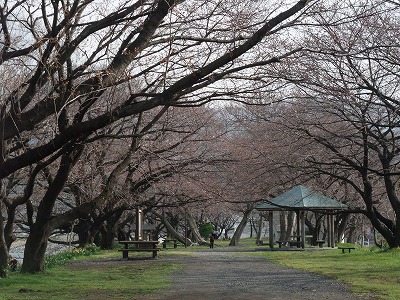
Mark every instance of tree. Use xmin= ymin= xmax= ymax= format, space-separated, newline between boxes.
xmin=265 ymin=0 xmax=400 ymax=247
xmin=1 ymin=0 xmax=314 ymax=273
xmin=0 ymin=202 xmax=7 ymax=277
xmin=0 ymin=0 xmax=312 ymax=179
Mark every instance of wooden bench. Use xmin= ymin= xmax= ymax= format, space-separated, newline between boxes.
xmin=316 ymin=240 xmax=325 ymax=248
xmin=118 ymin=248 xmax=160 ymax=259
xmin=162 ymin=239 xmax=177 ymax=249
xmin=276 ymin=240 xmax=286 ymax=248
xmin=118 ymin=240 xmax=160 ymax=259
xmin=338 ymin=246 xmax=355 ymax=253
xmin=289 ymin=240 xmax=302 ymax=248
xmin=276 ymin=240 xmax=302 ymax=248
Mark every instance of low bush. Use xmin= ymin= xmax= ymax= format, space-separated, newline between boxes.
xmin=199 ymin=223 xmax=213 ymax=239
xmin=44 ymin=244 xmax=100 ymax=269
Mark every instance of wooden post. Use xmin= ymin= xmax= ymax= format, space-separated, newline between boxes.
xmin=135 ymin=207 xmax=143 ymax=241
xmin=327 ymin=214 xmax=331 ymax=247
xmin=268 ymin=211 xmax=274 ymax=248
xmin=296 ymin=210 xmax=300 ymax=240
xmin=327 ymin=214 xmax=335 ymax=248
xmin=184 ymin=207 xmax=187 ymax=248
xmin=300 ymin=210 xmax=306 ymax=249
xmin=331 ymin=214 xmax=335 ymax=248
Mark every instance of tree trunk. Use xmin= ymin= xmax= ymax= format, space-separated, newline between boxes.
xmin=0 ymin=210 xmax=9 ymax=278
xmin=363 ymin=176 xmax=400 ymax=247
xmin=21 ymin=221 xmax=52 ymax=273
xmin=21 ymin=148 xmax=81 ymax=273
xmin=97 ymin=225 xmax=107 ymax=248
xmin=102 ymin=225 xmax=115 ymax=249
xmin=183 ymin=209 xmax=207 ymax=245
xmin=256 ymin=214 xmax=263 ymax=245
xmin=336 ymin=213 xmax=349 ymax=243
xmin=88 ymin=216 xmax=101 ymax=246
xmin=346 ymin=225 xmax=357 ymax=244
xmin=4 ymin=206 xmax=16 ymax=250
xmin=305 ymin=214 xmax=316 ymax=245
xmin=76 ymin=217 xmax=93 ymax=247
xmin=283 ymin=211 xmax=296 ymax=241
xmin=158 ymin=212 xmax=193 ymax=246
xmin=229 ymin=208 xmax=252 ymax=246
xmin=279 ymin=211 xmax=287 ymax=241
xmin=249 ymin=217 xmax=254 ymax=238
xmin=101 ymin=211 xmax=123 ymax=249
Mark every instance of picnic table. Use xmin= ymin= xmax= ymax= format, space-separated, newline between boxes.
xmin=276 ymin=240 xmax=302 ymax=248
xmin=338 ymin=246 xmax=355 ymax=253
xmin=118 ymin=240 xmax=160 ymax=259
xmin=162 ymin=239 xmax=177 ymax=249
xmin=276 ymin=235 xmax=303 ymax=248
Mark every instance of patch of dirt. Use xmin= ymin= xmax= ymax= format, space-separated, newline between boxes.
xmin=65 ymin=256 xmax=158 ymax=271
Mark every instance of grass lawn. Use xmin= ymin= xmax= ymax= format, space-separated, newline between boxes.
xmin=257 ymin=244 xmax=400 ymax=300
xmin=2 ymin=238 xmax=399 ymax=300
xmin=210 ymin=237 xmax=400 ymax=299
xmin=0 ymin=251 xmax=181 ymax=300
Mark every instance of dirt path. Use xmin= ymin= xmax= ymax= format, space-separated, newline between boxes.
xmin=143 ymin=249 xmax=375 ymax=300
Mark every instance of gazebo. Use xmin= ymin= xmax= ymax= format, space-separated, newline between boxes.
xmin=256 ymin=185 xmax=348 ymax=249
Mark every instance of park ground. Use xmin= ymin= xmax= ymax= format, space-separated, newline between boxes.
xmin=1 ymin=238 xmax=399 ymax=300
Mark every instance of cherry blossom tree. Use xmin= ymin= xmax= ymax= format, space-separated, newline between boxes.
xmin=1 ymin=0 xmax=314 ymax=273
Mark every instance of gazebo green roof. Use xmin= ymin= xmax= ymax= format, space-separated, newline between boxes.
xmin=256 ymin=185 xmax=348 ymax=211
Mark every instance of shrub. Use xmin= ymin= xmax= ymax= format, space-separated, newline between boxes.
xmin=44 ymin=244 xmax=100 ymax=269
xmin=199 ymin=223 xmax=213 ymax=239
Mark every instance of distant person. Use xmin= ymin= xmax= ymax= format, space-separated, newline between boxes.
xmin=209 ymin=234 xmax=215 ymax=249
xmin=9 ymin=257 xmax=18 ymax=271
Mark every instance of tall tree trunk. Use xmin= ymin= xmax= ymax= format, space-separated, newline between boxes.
xmin=229 ymin=207 xmax=252 ymax=246
xmin=256 ymin=214 xmax=263 ymax=245
xmin=21 ymin=221 xmax=52 ymax=273
xmin=336 ymin=213 xmax=349 ymax=243
xmin=152 ymin=210 xmax=201 ymax=246
xmin=346 ymin=225 xmax=357 ymax=244
xmin=22 ymin=147 xmax=81 ymax=273
xmin=102 ymin=211 xmax=124 ymax=249
xmin=4 ymin=166 xmax=44 ymax=251
xmin=76 ymin=217 xmax=93 ymax=247
xmin=184 ymin=209 xmax=207 ymax=245
xmin=283 ymin=211 xmax=296 ymax=241
xmin=4 ymin=206 xmax=16 ymax=250
xmin=279 ymin=211 xmax=287 ymax=241
xmin=97 ymin=225 xmax=107 ymax=248
xmin=0 ymin=209 xmax=9 ymax=278
xmin=249 ymin=217 xmax=254 ymax=238
xmin=305 ymin=213 xmax=316 ymax=245
xmin=156 ymin=211 xmax=193 ymax=246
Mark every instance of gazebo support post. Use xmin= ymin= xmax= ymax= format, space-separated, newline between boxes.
xmin=256 ymin=214 xmax=263 ymax=246
xmin=327 ymin=214 xmax=335 ymax=248
xmin=300 ymin=210 xmax=305 ymax=249
xmin=268 ymin=211 xmax=274 ymax=248
xmin=327 ymin=214 xmax=331 ymax=247
xmin=296 ymin=210 xmax=300 ymax=242
xmin=330 ymin=214 xmax=335 ymax=248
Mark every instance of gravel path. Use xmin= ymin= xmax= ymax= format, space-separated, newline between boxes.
xmin=144 ymin=249 xmax=376 ymax=300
